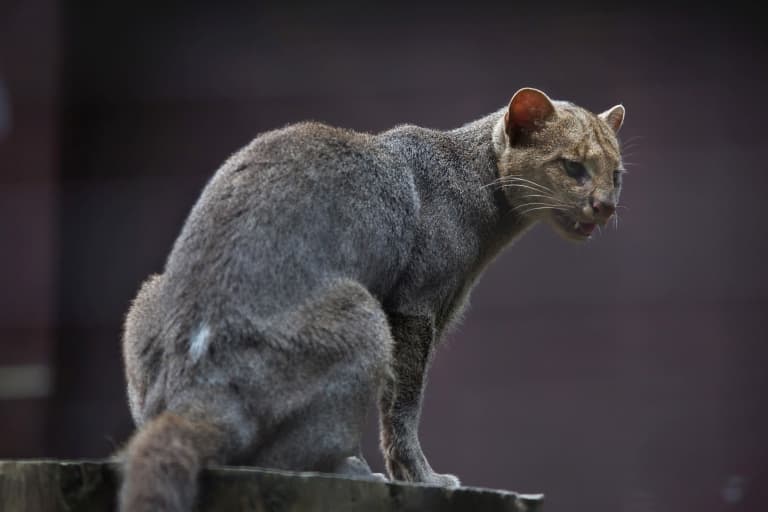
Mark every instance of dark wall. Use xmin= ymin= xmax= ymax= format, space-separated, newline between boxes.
xmin=1 ymin=1 xmax=766 ymax=511
xmin=0 ymin=0 xmax=59 ymax=460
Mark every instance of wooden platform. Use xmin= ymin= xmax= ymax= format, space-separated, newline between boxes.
xmin=0 ymin=459 xmax=543 ymax=511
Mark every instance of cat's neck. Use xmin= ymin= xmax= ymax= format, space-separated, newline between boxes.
xmin=447 ymin=106 xmax=508 ymax=171
xmin=445 ymin=108 xmax=534 ymax=238
xmin=379 ymin=109 xmax=536 ymax=265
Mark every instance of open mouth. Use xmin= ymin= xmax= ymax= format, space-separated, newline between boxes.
xmin=552 ymin=211 xmax=597 ymax=239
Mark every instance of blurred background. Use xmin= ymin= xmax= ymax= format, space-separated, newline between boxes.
xmin=1 ymin=1 xmax=766 ymax=510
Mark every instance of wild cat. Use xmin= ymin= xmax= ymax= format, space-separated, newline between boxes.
xmin=119 ymin=88 xmax=625 ymax=511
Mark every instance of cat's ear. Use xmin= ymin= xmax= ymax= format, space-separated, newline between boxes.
xmin=504 ymin=88 xmax=556 ymax=141
xmin=599 ymin=104 xmax=625 ymax=133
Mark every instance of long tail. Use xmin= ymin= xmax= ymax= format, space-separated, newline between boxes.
xmin=118 ymin=412 xmax=229 ymax=512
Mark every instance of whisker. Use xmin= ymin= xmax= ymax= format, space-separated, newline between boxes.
xmin=479 ymin=177 xmax=508 ymax=190
xmin=499 ymin=183 xmax=552 ymax=195
xmin=519 ymin=193 xmax=569 ymax=206
xmin=520 ymin=193 xmax=553 ymax=199
xmin=512 ymin=202 xmax=563 ymax=211
xmin=517 ymin=205 xmax=568 ymax=216
xmin=495 ymin=174 xmax=549 ymax=188
xmin=482 ymin=176 xmax=559 ymax=203
xmin=504 ymin=180 xmax=553 ymax=195
xmin=504 ymin=175 xmax=554 ymax=193
xmin=621 ymin=135 xmax=645 ymax=148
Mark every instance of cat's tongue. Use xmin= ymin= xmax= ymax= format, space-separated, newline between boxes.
xmin=577 ymin=222 xmax=596 ymax=236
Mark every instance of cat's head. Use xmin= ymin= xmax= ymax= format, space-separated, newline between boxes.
xmin=493 ymin=88 xmax=625 ymax=241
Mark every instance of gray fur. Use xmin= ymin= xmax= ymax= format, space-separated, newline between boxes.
xmin=119 ymin=90 xmax=624 ymax=511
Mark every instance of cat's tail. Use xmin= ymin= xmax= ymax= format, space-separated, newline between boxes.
xmin=118 ymin=411 xmax=232 ymax=512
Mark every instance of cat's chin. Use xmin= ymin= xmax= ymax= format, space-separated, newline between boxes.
xmin=549 ymin=211 xmax=596 ymax=242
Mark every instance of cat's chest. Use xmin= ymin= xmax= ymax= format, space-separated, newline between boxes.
xmin=383 ymin=205 xmax=524 ymax=329
xmin=384 ymin=216 xmax=483 ymax=321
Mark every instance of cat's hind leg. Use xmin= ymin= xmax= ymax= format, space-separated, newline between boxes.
xmin=250 ymin=278 xmax=393 ymax=479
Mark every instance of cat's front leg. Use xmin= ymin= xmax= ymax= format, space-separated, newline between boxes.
xmin=379 ymin=313 xmax=461 ymax=488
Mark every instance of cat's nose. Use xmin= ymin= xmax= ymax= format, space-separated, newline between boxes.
xmin=592 ymin=199 xmax=616 ymax=220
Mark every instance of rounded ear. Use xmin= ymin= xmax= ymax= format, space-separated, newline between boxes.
xmin=599 ymin=104 xmax=625 ymax=133
xmin=504 ymin=88 xmax=556 ymax=140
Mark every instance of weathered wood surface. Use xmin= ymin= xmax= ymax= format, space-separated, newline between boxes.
xmin=0 ymin=459 xmax=543 ymax=511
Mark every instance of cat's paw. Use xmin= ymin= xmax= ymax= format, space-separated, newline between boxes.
xmin=423 ymin=472 xmax=461 ymax=488
xmin=371 ymin=472 xmax=388 ymax=482
xmin=384 ymin=450 xmax=461 ymax=488
xmin=335 ymin=456 xmax=385 ymax=481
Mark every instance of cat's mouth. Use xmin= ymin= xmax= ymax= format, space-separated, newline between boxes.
xmin=551 ymin=211 xmax=596 ymax=240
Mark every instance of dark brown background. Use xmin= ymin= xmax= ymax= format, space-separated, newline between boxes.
xmin=1 ymin=1 xmax=766 ymax=510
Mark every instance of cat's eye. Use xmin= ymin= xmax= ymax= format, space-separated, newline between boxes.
xmin=562 ymin=159 xmax=588 ymax=181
